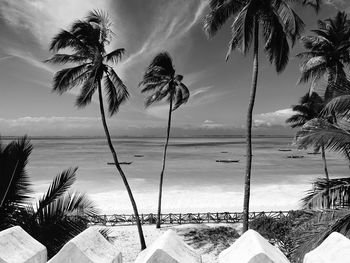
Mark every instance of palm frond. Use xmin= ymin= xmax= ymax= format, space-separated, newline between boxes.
xmin=0 ymin=136 xmax=33 ymax=208
xmin=204 ymin=0 xmax=244 ymax=37
xmin=53 ymin=64 xmax=90 ymax=94
xmin=49 ymin=29 xmax=91 ymax=53
xmin=322 ymin=95 xmax=350 ymax=118
xmin=103 ymin=73 xmax=129 ymax=116
xmin=173 ymin=83 xmax=190 ymax=111
xmin=36 ymin=168 xmax=78 ymax=214
xmin=302 ymin=177 xmax=350 ymax=209
xmin=45 ymin=54 xmax=88 ymax=65
xmin=104 ymin=48 xmax=125 ymax=64
xmin=296 ymin=118 xmax=350 ymax=157
xmin=226 ymin=3 xmax=255 ymax=58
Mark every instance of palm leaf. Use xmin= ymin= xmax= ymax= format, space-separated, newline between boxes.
xmin=302 ymin=177 xmax=350 ymax=209
xmin=53 ymin=64 xmax=91 ymax=94
xmin=104 ymin=48 xmax=125 ymax=64
xmin=36 ymin=168 xmax=78 ymax=215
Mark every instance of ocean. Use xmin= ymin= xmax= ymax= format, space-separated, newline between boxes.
xmin=10 ymin=136 xmax=350 ymax=214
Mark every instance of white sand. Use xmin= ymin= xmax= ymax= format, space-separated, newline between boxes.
xmin=93 ymin=223 xmax=242 ymax=263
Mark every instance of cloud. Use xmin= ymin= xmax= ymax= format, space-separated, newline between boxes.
xmin=0 ymin=0 xmax=113 ymax=46
xmin=118 ymin=0 xmax=208 ymax=76
xmin=145 ymin=105 xmax=170 ymax=120
xmin=201 ymin=119 xmax=226 ymax=129
xmin=253 ymin=108 xmax=295 ymax=128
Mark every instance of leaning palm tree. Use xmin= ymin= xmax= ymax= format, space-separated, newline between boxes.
xmin=0 ymin=137 xmax=103 ymax=258
xmin=286 ymin=92 xmax=331 ymax=207
xmin=46 ymin=10 xmax=146 ymax=249
xmin=139 ymin=52 xmax=190 ymax=229
xmin=203 ymin=0 xmax=319 ymax=232
xmin=297 ymin=11 xmax=350 ymax=101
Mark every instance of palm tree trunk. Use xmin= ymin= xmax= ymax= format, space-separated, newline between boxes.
xmin=97 ymin=82 xmax=146 ymax=250
xmin=243 ymin=19 xmax=259 ymax=233
xmin=156 ymin=98 xmax=173 ymax=229
xmin=321 ymin=145 xmax=330 ymax=209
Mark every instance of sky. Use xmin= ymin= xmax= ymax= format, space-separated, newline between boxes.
xmin=0 ymin=0 xmax=349 ymax=137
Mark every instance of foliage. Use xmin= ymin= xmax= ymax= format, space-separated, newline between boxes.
xmin=302 ymin=177 xmax=350 ymax=209
xmin=46 ymin=9 xmax=128 ymax=116
xmin=290 ymin=209 xmax=350 ymax=263
xmin=203 ymin=0 xmax=320 ymax=72
xmin=139 ymin=52 xmax=189 ymax=110
xmin=0 ymin=137 xmax=102 ymax=258
xmin=250 ymin=211 xmax=313 ymax=260
xmin=183 ymin=226 xmax=240 ymax=254
xmin=286 ymin=92 xmax=324 ymax=128
xmin=297 ymin=11 xmax=350 ymax=100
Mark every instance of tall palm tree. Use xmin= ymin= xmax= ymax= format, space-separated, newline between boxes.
xmin=0 ymin=137 xmax=103 ymax=258
xmin=139 ymin=52 xmax=190 ymax=229
xmin=46 ymin=10 xmax=146 ymax=249
xmin=286 ymin=92 xmax=331 ymax=207
xmin=297 ymin=11 xmax=350 ymax=101
xmin=203 ymin=0 xmax=319 ymax=232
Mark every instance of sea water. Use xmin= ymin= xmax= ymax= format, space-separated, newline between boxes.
xmin=11 ymin=137 xmax=349 ymax=214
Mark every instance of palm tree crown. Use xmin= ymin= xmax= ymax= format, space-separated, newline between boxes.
xmin=297 ymin=11 xmax=350 ymax=99
xmin=204 ymin=0 xmax=315 ymax=72
xmin=286 ymin=92 xmax=324 ymax=128
xmin=139 ymin=52 xmax=189 ymax=110
xmin=46 ymin=10 xmax=128 ymax=115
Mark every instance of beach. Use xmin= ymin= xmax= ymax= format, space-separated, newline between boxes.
xmin=97 ymin=223 xmax=243 ymax=263
xmin=12 ymin=136 xmax=349 ymax=214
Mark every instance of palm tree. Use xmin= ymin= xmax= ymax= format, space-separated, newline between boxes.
xmin=296 ymin=118 xmax=350 ymax=208
xmin=297 ymin=11 xmax=350 ymax=101
xmin=0 ymin=137 xmax=103 ymax=258
xmin=203 ymin=0 xmax=319 ymax=232
xmin=139 ymin=52 xmax=190 ymax=229
xmin=286 ymin=92 xmax=331 ymax=207
xmin=46 ymin=10 xmax=146 ymax=249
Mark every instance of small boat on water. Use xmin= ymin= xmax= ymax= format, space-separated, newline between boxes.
xmin=221 ymin=151 xmax=229 ymax=153
xmin=278 ymin=149 xmax=292 ymax=152
xmin=216 ymin=159 xmax=240 ymax=163
xmin=107 ymin=162 xmax=133 ymax=165
xmin=286 ymin=155 xmax=304 ymax=159
xmin=134 ymin=155 xmax=144 ymax=157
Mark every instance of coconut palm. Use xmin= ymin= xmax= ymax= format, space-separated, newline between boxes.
xmin=203 ymin=0 xmax=319 ymax=232
xmin=296 ymin=117 xmax=350 ymax=208
xmin=46 ymin=10 xmax=146 ymax=249
xmin=139 ymin=52 xmax=189 ymax=229
xmin=297 ymin=11 xmax=350 ymax=101
xmin=0 ymin=136 xmax=104 ymax=258
xmin=286 ymin=92 xmax=331 ymax=207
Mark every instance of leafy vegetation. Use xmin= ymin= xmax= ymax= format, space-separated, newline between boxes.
xmin=0 ymin=137 xmax=106 ymax=258
xmin=183 ymin=226 xmax=240 ymax=254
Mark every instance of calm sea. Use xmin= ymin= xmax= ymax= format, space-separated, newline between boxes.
xmin=8 ymin=137 xmax=349 ymax=214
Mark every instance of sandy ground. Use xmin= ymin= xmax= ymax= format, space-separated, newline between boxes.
xmin=93 ymin=223 xmax=242 ymax=263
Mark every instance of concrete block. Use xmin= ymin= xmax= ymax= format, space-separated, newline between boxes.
xmin=48 ymin=227 xmax=122 ymax=263
xmin=135 ymin=229 xmax=201 ymax=263
xmin=218 ymin=229 xmax=290 ymax=263
xmin=0 ymin=226 xmax=47 ymax=263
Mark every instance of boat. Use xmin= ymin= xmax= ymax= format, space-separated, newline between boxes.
xmin=221 ymin=151 xmax=229 ymax=153
xmin=286 ymin=155 xmax=304 ymax=159
xmin=216 ymin=159 xmax=240 ymax=163
xmin=134 ymin=155 xmax=144 ymax=157
xmin=307 ymin=152 xmax=321 ymax=155
xmin=278 ymin=149 xmax=292 ymax=152
xmin=107 ymin=162 xmax=133 ymax=165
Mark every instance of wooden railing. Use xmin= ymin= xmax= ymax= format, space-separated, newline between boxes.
xmin=81 ymin=210 xmax=293 ymax=226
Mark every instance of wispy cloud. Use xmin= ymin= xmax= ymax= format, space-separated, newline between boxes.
xmin=118 ymin=0 xmax=208 ymax=76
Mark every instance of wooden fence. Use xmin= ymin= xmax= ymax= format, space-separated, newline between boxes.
xmin=82 ymin=211 xmax=293 ymax=226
